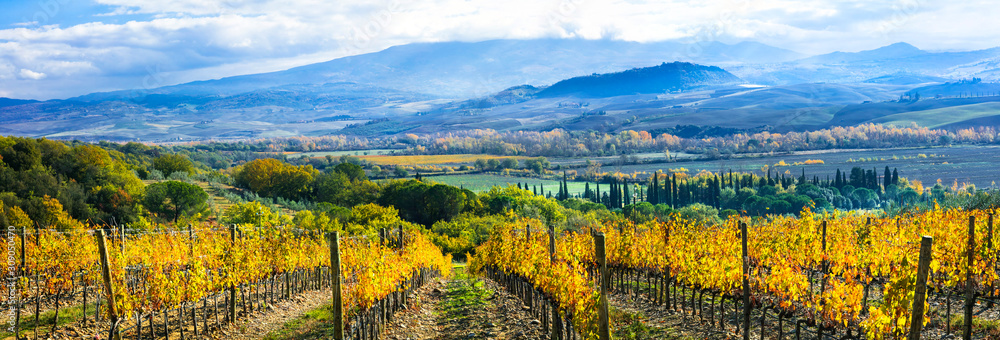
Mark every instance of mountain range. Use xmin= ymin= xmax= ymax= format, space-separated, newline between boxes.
xmin=2 ymin=39 xmax=1000 ymax=140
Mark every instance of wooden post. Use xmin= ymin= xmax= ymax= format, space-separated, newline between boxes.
xmin=95 ymin=230 xmax=122 ymax=340
xmin=595 ymin=232 xmax=610 ymax=340
xmin=328 ymin=232 xmax=344 ymax=340
xmin=228 ymin=225 xmax=237 ymax=323
xmin=398 ymin=224 xmax=404 ymax=249
xmin=740 ymin=221 xmax=751 ymax=340
xmin=550 ymin=225 xmax=562 ymax=340
xmin=819 ymin=219 xmax=828 ymax=338
xmin=548 ymin=225 xmax=556 ymax=262
xmin=187 ymin=223 xmax=194 ymax=258
xmin=964 ymin=216 xmax=975 ymax=340
xmin=908 ymin=236 xmax=934 ymax=340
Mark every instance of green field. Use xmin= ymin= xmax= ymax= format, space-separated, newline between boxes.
xmin=287 ymin=149 xmax=395 ymax=158
xmin=427 ymin=174 xmax=618 ymax=196
xmin=872 ymin=102 xmax=1000 ymax=128
xmin=611 ymin=145 xmax=1000 ymax=188
xmin=421 ymin=146 xmax=1000 ymax=191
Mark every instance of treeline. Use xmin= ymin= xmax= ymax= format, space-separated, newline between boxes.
xmin=530 ymin=165 xmax=930 ymax=217
xmin=0 ymin=136 xmax=211 ymax=228
xmin=158 ymin=123 xmax=1000 ymax=160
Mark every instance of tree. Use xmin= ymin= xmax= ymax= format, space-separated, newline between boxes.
xmin=883 ymin=166 xmax=892 ymax=191
xmin=144 ymin=181 xmax=209 ymax=223
xmin=394 ymin=166 xmax=409 ymax=178
xmin=334 ymin=162 xmax=367 ymax=182
xmin=500 ymin=158 xmax=519 ymax=170
xmin=486 ymin=159 xmax=501 ymax=170
xmin=153 ymin=154 xmax=194 ymax=178
xmin=524 ymin=157 xmax=550 ymax=174
xmin=475 ymin=159 xmax=488 ymax=170
xmin=234 ymin=158 xmax=316 ymax=199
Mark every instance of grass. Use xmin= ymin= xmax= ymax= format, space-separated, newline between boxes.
xmin=357 ymin=154 xmax=526 ymax=166
xmin=610 ymin=308 xmax=689 ymax=340
xmin=0 ymin=301 xmax=100 ymax=339
xmin=946 ymin=314 xmax=1000 ymax=335
xmin=873 ymin=101 xmax=1000 ymax=128
xmin=439 ymin=264 xmax=491 ymax=323
xmin=284 ymin=149 xmax=394 ymax=158
xmin=261 ymin=303 xmax=338 ymax=340
xmin=427 ymin=173 xmax=607 ymax=195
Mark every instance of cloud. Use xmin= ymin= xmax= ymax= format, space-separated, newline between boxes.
xmin=0 ymin=0 xmax=998 ymax=99
xmin=18 ymin=69 xmax=47 ymax=80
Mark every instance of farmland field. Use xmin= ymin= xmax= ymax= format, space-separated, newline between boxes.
xmin=426 ymin=174 xmax=595 ymax=196
xmin=613 ymin=145 xmax=1000 ymax=188
xmin=423 ymin=145 xmax=1000 ymax=192
xmin=286 ymin=149 xmax=395 ymax=158
xmin=357 ymin=154 xmax=527 ymax=166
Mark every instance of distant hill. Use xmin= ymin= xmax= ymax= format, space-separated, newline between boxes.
xmin=799 ymin=42 xmax=928 ymax=64
xmin=906 ymin=80 xmax=1000 ymax=98
xmin=84 ymin=39 xmax=799 ymax=100
xmin=7 ymin=39 xmax=1000 ymax=141
xmin=536 ymin=62 xmax=741 ymax=98
xmin=0 ymin=98 xmax=39 ymax=108
xmin=864 ymin=73 xmax=951 ymax=85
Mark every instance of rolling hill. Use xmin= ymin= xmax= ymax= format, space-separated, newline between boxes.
xmin=536 ymin=62 xmax=740 ymax=98
xmin=3 ymin=39 xmax=1000 ymax=141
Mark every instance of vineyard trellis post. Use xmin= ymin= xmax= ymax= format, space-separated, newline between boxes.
xmin=328 ymin=231 xmax=345 ymax=340
xmin=595 ymin=232 xmax=610 ymax=340
xmin=95 ymin=229 xmax=122 ymax=340
xmin=228 ymin=224 xmax=237 ymax=323
xmin=818 ymin=220 xmax=828 ymax=338
xmin=398 ymin=224 xmax=404 ymax=248
xmin=740 ymin=221 xmax=750 ymax=340
xmin=964 ymin=216 xmax=975 ymax=340
xmin=908 ymin=236 xmax=933 ymax=340
xmin=551 ymin=224 xmax=563 ymax=340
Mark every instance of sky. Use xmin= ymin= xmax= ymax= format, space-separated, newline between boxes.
xmin=0 ymin=0 xmax=998 ymax=100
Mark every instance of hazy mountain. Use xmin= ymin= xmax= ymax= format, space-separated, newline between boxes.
xmin=5 ymin=39 xmax=1000 ymax=141
xmin=68 ymin=39 xmax=800 ymax=101
xmin=0 ymin=98 xmax=39 ymax=108
xmin=799 ymin=42 xmax=928 ymax=64
xmin=537 ymin=62 xmax=740 ymax=98
xmin=863 ymin=73 xmax=952 ymax=85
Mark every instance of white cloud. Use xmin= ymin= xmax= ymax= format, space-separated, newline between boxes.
xmin=0 ymin=0 xmax=997 ymax=99
xmin=18 ymin=69 xmax=47 ymax=80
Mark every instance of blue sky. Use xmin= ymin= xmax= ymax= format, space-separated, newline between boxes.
xmin=1 ymin=0 xmax=997 ymax=99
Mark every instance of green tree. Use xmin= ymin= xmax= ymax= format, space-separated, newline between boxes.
xmin=394 ymin=166 xmax=409 ymax=178
xmin=524 ymin=157 xmax=550 ymax=174
xmin=234 ymin=158 xmax=317 ymax=199
xmin=500 ymin=158 xmax=519 ymax=170
xmin=144 ymin=181 xmax=209 ymax=223
xmin=334 ymin=162 xmax=367 ymax=182
xmin=153 ymin=154 xmax=194 ymax=178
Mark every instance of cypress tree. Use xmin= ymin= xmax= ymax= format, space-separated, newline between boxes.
xmin=884 ymin=166 xmax=892 ymax=190
xmin=533 ymin=185 xmax=538 ymax=196
xmin=585 ymin=182 xmax=592 ymax=201
xmin=892 ymin=168 xmax=899 ymax=186
xmin=715 ymin=175 xmax=723 ymax=209
xmin=650 ymin=172 xmax=660 ymax=205
xmin=624 ymin=183 xmax=631 ymax=206
xmin=835 ymin=169 xmax=842 ymax=188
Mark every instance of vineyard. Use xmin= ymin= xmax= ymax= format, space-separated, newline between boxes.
xmin=0 ymin=224 xmax=452 ymax=340
xmin=471 ymin=206 xmax=1000 ymax=340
